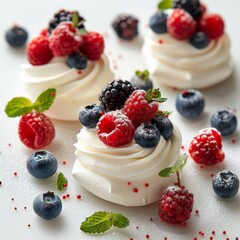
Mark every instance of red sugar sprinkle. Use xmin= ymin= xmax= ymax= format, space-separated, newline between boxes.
xmin=223 ymin=231 xmax=226 ymax=235
xmin=158 ymin=39 xmax=164 ymax=44
xmin=210 ymin=237 xmax=213 ymax=240
xmin=164 ymin=237 xmax=168 ymax=240
xmin=181 ymin=145 xmax=185 ymax=150
xmin=76 ymin=194 xmax=81 ymax=200
xmin=14 ymin=207 xmax=17 ymax=211
xmin=66 ymin=194 xmax=70 ymax=198
xmin=63 ymin=183 xmax=68 ymax=188
xmin=127 ymin=182 xmax=131 ymax=185
xmin=130 ymin=238 xmax=133 ymax=240
xmin=62 ymin=195 xmax=66 ymax=200
xmin=195 ymin=209 xmax=199 ymax=215
xmin=212 ymin=231 xmax=215 ymax=235
xmin=24 ymin=206 xmax=27 ymax=210
xmin=182 ymin=90 xmax=188 ymax=96
xmin=63 ymin=161 xmax=67 ymax=165
xmin=145 ymin=183 xmax=149 ymax=188
xmin=146 ymin=234 xmax=150 ymax=239
xmin=226 ymin=238 xmax=229 ymax=240
xmin=200 ymin=165 xmax=204 ymax=169
xmin=0 ymin=181 xmax=2 ymax=185
xmin=11 ymin=198 xmax=14 ymax=201
xmin=78 ymin=70 xmax=82 ymax=74
xmin=14 ymin=172 xmax=17 ymax=176
xmin=28 ymin=224 xmax=31 ymax=228
xmin=150 ymin=217 xmax=153 ymax=221
xmin=193 ymin=238 xmax=197 ymax=240
xmin=136 ymin=226 xmax=139 ymax=230
xmin=232 ymin=138 xmax=236 ymax=143
xmin=210 ymin=173 xmax=214 ymax=177
xmin=236 ymin=238 xmax=239 ymax=240
xmin=8 ymin=143 xmax=11 ymax=147
xmin=50 ymin=91 xmax=55 ymax=97
xmin=133 ymin=188 xmax=138 ymax=193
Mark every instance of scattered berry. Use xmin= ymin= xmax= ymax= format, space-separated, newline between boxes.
xmin=80 ymin=32 xmax=104 ymax=61
xmin=99 ymin=80 xmax=135 ymax=111
xmin=27 ymin=35 xmax=53 ymax=66
xmin=152 ymin=115 xmax=173 ymax=140
xmin=130 ymin=70 xmax=153 ymax=91
xmin=122 ymin=89 xmax=161 ymax=129
xmin=49 ymin=22 xmax=82 ymax=56
xmin=173 ymin=0 xmax=203 ymax=20
xmin=197 ymin=14 xmax=224 ymax=40
xmin=112 ymin=15 xmax=139 ymax=40
xmin=48 ymin=9 xmax=85 ymax=34
xmin=18 ymin=112 xmax=55 ymax=150
xmin=67 ymin=52 xmax=87 ymax=70
xmin=212 ymin=170 xmax=239 ymax=198
xmin=5 ymin=25 xmax=28 ymax=47
xmin=97 ymin=111 xmax=134 ymax=147
xmin=134 ymin=123 xmax=160 ymax=148
xmin=149 ymin=12 xmax=168 ymax=34
xmin=158 ymin=186 xmax=194 ymax=224
xmin=176 ymin=89 xmax=205 ymax=119
xmin=167 ymin=9 xmax=196 ymax=40
xmin=33 ymin=191 xmax=62 ymax=220
xmin=211 ymin=109 xmax=237 ymax=136
xmin=79 ymin=104 xmax=104 ymax=128
xmin=189 ymin=128 xmax=225 ymax=165
xmin=27 ymin=150 xmax=58 ymax=179
xmin=190 ymin=32 xmax=209 ymax=49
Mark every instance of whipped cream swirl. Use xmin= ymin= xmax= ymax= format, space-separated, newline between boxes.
xmin=142 ymin=32 xmax=233 ymax=89
xmin=21 ymin=55 xmax=113 ymax=121
xmin=72 ymin=125 xmax=182 ymax=206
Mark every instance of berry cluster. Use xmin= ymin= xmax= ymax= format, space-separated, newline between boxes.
xmin=150 ymin=0 xmax=225 ymax=49
xmin=79 ymin=80 xmax=173 ymax=148
xmin=27 ymin=9 xmax=104 ymax=67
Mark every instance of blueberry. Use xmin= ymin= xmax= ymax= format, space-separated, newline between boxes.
xmin=130 ymin=70 xmax=153 ymax=91
xmin=79 ymin=104 xmax=104 ymax=128
xmin=152 ymin=115 xmax=173 ymax=140
xmin=27 ymin=150 xmax=58 ymax=179
xmin=67 ymin=52 xmax=87 ymax=70
xmin=5 ymin=25 xmax=28 ymax=47
xmin=149 ymin=12 xmax=168 ymax=34
xmin=212 ymin=170 xmax=239 ymax=198
xmin=176 ymin=89 xmax=205 ymax=118
xmin=190 ymin=32 xmax=209 ymax=49
xmin=211 ymin=109 xmax=237 ymax=136
xmin=134 ymin=123 xmax=160 ymax=148
xmin=33 ymin=191 xmax=62 ymax=220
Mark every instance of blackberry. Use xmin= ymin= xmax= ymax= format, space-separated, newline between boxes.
xmin=173 ymin=0 xmax=202 ymax=20
xmin=112 ymin=15 xmax=139 ymax=40
xmin=99 ymin=80 xmax=135 ymax=111
xmin=48 ymin=9 xmax=85 ymax=34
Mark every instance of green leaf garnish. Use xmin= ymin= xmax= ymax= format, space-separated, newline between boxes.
xmin=77 ymin=28 xmax=88 ymax=35
xmin=57 ymin=172 xmax=68 ymax=191
xmin=159 ymin=154 xmax=188 ymax=177
xmin=5 ymin=88 xmax=56 ymax=118
xmin=72 ymin=12 xmax=79 ymax=28
xmin=156 ymin=110 xmax=172 ymax=118
xmin=135 ymin=70 xmax=150 ymax=81
xmin=145 ymin=89 xmax=167 ymax=103
xmin=5 ymin=97 xmax=33 ymax=117
xmin=80 ymin=211 xmax=130 ymax=234
xmin=158 ymin=0 xmax=173 ymax=10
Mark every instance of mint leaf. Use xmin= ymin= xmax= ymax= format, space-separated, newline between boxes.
xmin=72 ymin=12 xmax=79 ymax=28
xmin=112 ymin=213 xmax=130 ymax=228
xmin=158 ymin=0 xmax=173 ymax=10
xmin=80 ymin=211 xmax=130 ymax=234
xmin=156 ymin=110 xmax=172 ymax=118
xmin=5 ymin=97 xmax=33 ymax=117
xmin=77 ymin=28 xmax=88 ymax=35
xmin=159 ymin=154 xmax=188 ymax=177
xmin=57 ymin=172 xmax=68 ymax=191
xmin=145 ymin=89 xmax=153 ymax=102
xmin=135 ymin=70 xmax=150 ymax=81
xmin=33 ymin=88 xmax=56 ymax=112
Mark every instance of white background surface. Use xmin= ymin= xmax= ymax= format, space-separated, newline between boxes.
xmin=1 ymin=0 xmax=240 ymax=239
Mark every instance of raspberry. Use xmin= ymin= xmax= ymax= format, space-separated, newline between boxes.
xmin=40 ymin=28 xmax=49 ymax=37
xmin=49 ymin=22 xmax=82 ymax=56
xmin=80 ymin=32 xmax=104 ymax=61
xmin=158 ymin=186 xmax=194 ymax=224
xmin=97 ymin=111 xmax=134 ymax=147
xmin=167 ymin=9 xmax=196 ymax=40
xmin=18 ymin=112 xmax=55 ymax=149
xmin=189 ymin=128 xmax=225 ymax=165
xmin=27 ymin=35 xmax=53 ymax=66
xmin=197 ymin=14 xmax=224 ymax=40
xmin=122 ymin=90 xmax=159 ymax=129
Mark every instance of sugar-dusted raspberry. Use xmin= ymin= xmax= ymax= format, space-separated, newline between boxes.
xmin=167 ymin=9 xmax=196 ymax=40
xmin=18 ymin=112 xmax=55 ymax=149
xmin=158 ymin=186 xmax=194 ymax=224
xmin=40 ymin=28 xmax=49 ymax=37
xmin=122 ymin=90 xmax=159 ymax=129
xmin=97 ymin=111 xmax=134 ymax=147
xmin=189 ymin=128 xmax=224 ymax=165
xmin=197 ymin=14 xmax=224 ymax=40
xmin=49 ymin=22 xmax=82 ymax=56
xmin=80 ymin=32 xmax=104 ymax=61
xmin=27 ymin=35 xmax=53 ymax=66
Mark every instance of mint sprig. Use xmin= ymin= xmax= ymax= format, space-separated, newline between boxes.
xmin=80 ymin=211 xmax=130 ymax=234
xmin=135 ymin=70 xmax=150 ymax=81
xmin=5 ymin=88 xmax=56 ymax=117
xmin=158 ymin=0 xmax=173 ymax=10
xmin=145 ymin=89 xmax=167 ymax=103
xmin=159 ymin=153 xmax=188 ymax=178
xmin=57 ymin=172 xmax=68 ymax=191
xmin=156 ymin=110 xmax=172 ymax=118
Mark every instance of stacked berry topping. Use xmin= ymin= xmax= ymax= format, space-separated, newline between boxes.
xmin=150 ymin=0 xmax=225 ymax=48
xmin=130 ymin=70 xmax=153 ymax=91
xmin=189 ymin=128 xmax=225 ymax=165
xmin=26 ymin=10 xmax=104 ymax=67
xmin=80 ymin=80 xmax=173 ymax=148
